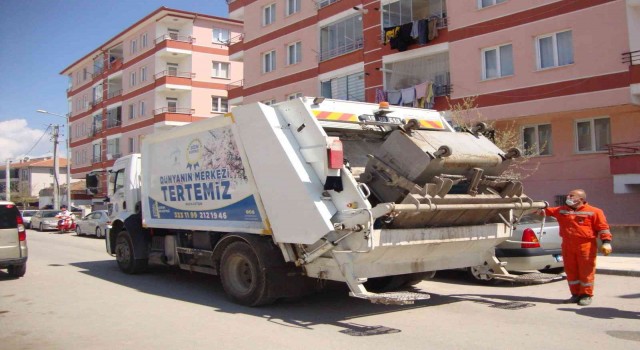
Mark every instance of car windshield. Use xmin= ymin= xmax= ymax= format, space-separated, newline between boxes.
xmin=518 ymin=214 xmax=558 ymax=224
xmin=21 ymin=211 xmax=36 ymax=217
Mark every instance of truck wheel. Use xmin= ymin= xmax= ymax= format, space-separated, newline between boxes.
xmin=220 ymin=241 xmax=274 ymax=306
xmin=8 ymin=264 xmax=27 ymax=278
xmin=115 ymin=231 xmax=148 ymax=274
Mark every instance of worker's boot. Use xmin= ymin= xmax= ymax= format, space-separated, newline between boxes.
xmin=564 ymin=295 xmax=580 ymax=304
xmin=578 ymin=295 xmax=592 ymax=306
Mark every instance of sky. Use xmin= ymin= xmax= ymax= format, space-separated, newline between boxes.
xmin=0 ymin=0 xmax=229 ymax=162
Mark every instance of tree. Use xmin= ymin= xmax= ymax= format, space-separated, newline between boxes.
xmin=446 ymin=96 xmax=540 ymax=180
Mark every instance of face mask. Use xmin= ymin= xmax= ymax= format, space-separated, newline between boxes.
xmin=565 ymin=198 xmax=576 ymax=206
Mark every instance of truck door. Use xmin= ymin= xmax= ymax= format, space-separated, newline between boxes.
xmin=110 ymin=168 xmax=126 ymax=216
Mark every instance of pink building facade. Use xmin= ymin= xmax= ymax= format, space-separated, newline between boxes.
xmin=61 ymin=7 xmax=243 ymax=200
xmin=227 ymin=0 xmax=640 ymax=225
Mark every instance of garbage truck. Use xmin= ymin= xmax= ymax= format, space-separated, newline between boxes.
xmin=96 ymin=97 xmax=551 ymax=306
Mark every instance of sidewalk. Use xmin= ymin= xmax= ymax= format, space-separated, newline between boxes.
xmin=596 ymin=253 xmax=640 ymax=277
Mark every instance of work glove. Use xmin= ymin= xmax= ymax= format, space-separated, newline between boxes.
xmin=601 ymin=243 xmax=612 ymax=256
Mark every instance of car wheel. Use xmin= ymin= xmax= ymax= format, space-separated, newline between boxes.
xmin=39 ymin=223 xmax=43 ymax=232
xmin=467 ymin=266 xmax=498 ymax=285
xmin=8 ymin=264 xmax=27 ymax=278
xmin=220 ymin=241 xmax=274 ymax=306
xmin=76 ymin=226 xmax=83 ymax=236
xmin=96 ymin=227 xmax=102 ymax=238
xmin=115 ymin=231 xmax=147 ymax=274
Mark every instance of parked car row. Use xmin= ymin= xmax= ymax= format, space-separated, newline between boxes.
xmin=18 ymin=209 xmax=111 ymax=239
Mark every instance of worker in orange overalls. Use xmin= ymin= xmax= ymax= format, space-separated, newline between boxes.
xmin=542 ymin=189 xmax=612 ymax=306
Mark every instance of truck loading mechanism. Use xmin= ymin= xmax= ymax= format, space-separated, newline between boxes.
xmin=99 ymin=97 xmax=556 ymax=306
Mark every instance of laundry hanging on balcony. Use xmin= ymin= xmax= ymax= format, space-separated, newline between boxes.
xmin=383 ymin=17 xmax=440 ymax=52
xmin=385 ymin=81 xmax=436 ymax=109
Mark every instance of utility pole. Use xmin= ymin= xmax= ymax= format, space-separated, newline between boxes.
xmin=4 ymin=160 xmax=10 ymax=201
xmin=52 ymin=125 xmax=60 ymax=210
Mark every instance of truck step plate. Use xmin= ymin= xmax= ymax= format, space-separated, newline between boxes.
xmin=359 ymin=291 xmax=431 ymax=305
xmin=494 ymin=272 xmax=563 ymax=284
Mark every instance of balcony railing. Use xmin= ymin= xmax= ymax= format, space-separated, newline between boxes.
xmin=155 ymin=34 xmax=193 ymax=44
xmin=92 ymin=155 xmax=102 ymax=163
xmin=319 ymin=38 xmax=364 ymax=62
xmin=154 ymin=71 xmax=195 ymax=79
xmin=107 ymin=119 xmax=121 ymax=129
xmin=622 ymin=50 xmax=640 ymax=66
xmin=227 ymin=79 xmax=243 ymax=91
xmin=91 ymin=97 xmax=103 ymax=107
xmin=107 ymin=89 xmax=122 ymax=99
xmin=154 ymin=107 xmax=194 ymax=115
xmin=608 ymin=141 xmax=640 ymax=157
xmin=92 ymin=67 xmax=104 ymax=79
xmin=89 ymin=126 xmax=102 ymax=137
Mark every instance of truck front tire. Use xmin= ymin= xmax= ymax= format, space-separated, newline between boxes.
xmin=220 ymin=241 xmax=274 ymax=306
xmin=115 ymin=230 xmax=148 ymax=274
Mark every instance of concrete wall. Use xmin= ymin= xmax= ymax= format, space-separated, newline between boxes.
xmin=610 ymin=225 xmax=640 ymax=253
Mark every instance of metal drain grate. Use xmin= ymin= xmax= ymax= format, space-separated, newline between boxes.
xmin=490 ymin=302 xmax=535 ymax=310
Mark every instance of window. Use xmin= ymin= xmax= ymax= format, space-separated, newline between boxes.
xmin=482 ymin=44 xmax=513 ymax=80
xmin=141 ymin=67 xmax=147 ymax=82
xmin=130 ymin=39 xmax=137 ymax=55
xmin=318 ymin=0 xmax=338 ymax=8
xmin=287 ymin=42 xmax=302 ymax=65
xmin=128 ymin=137 xmax=135 ymax=153
xmin=262 ymin=99 xmax=277 ymax=105
xmin=263 ymin=3 xmax=276 ymax=26
xmin=211 ymin=96 xmax=229 ymax=113
xmin=139 ymin=101 xmax=145 ymax=117
xmin=537 ymin=30 xmax=573 ymax=69
xmin=83 ymin=68 xmax=88 ymax=81
xmin=212 ymin=61 xmax=230 ymax=78
xmin=320 ymin=72 xmax=365 ymax=102
xmin=212 ymin=28 xmax=230 ymax=43
xmin=130 ymin=71 xmax=136 ymax=87
xmin=167 ymin=98 xmax=178 ymax=112
xmin=141 ymin=33 xmax=148 ymax=48
xmin=479 ymin=0 xmax=506 ymax=8
xmin=286 ymin=0 xmax=300 ymax=16
xmin=319 ymin=16 xmax=363 ymax=61
xmin=575 ymin=117 xmax=610 ymax=153
xmin=128 ymin=104 xmax=136 ymax=119
xmin=383 ymin=0 xmax=412 ymax=28
xmin=287 ymin=93 xmax=303 ymax=100
xmin=107 ymin=138 xmax=121 ymax=158
xmin=522 ymin=124 xmax=552 ymax=156
xmin=263 ymin=50 xmax=276 ymax=73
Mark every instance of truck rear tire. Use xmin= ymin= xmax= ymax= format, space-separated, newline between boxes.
xmin=115 ymin=231 xmax=148 ymax=274
xmin=220 ymin=241 xmax=274 ymax=306
xmin=8 ymin=264 xmax=26 ymax=278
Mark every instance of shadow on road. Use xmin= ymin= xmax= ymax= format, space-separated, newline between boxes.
xmin=558 ymin=307 xmax=640 ymax=320
xmin=69 ymin=260 xmax=467 ymax=335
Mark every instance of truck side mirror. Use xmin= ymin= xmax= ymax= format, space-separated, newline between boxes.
xmin=86 ymin=173 xmax=99 ymax=194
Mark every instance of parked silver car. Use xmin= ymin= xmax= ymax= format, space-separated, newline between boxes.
xmin=467 ymin=214 xmax=563 ymax=282
xmin=31 ymin=210 xmax=61 ymax=231
xmin=0 ymin=201 xmax=28 ymax=277
xmin=20 ymin=209 xmax=38 ymax=229
xmin=76 ymin=210 xmax=111 ymax=238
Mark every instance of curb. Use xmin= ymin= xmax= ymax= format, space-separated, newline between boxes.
xmin=596 ymin=269 xmax=640 ymax=277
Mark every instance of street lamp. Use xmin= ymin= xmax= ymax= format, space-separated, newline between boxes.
xmin=37 ymin=109 xmax=71 ymax=210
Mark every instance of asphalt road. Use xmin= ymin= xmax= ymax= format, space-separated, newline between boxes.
xmin=1 ymin=230 xmax=639 ymax=350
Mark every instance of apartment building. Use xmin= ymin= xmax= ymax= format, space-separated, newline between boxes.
xmin=60 ymin=7 xmax=243 ymax=200
xmin=0 ymin=157 xmax=69 ymax=198
xmin=227 ymin=0 xmax=640 ymax=225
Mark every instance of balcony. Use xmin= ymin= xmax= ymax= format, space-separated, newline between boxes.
xmin=89 ymin=125 xmax=102 ymax=137
xmin=153 ymin=107 xmax=194 ymax=115
xmin=154 ymin=71 xmax=194 ymax=91
xmin=155 ymin=34 xmax=193 ymax=44
xmin=227 ymin=79 xmax=243 ymax=101
xmin=107 ymin=89 xmax=122 ymax=100
xmin=92 ymin=155 xmax=102 ymax=163
xmin=319 ymin=38 xmax=364 ymax=62
xmin=608 ymin=141 xmax=640 ymax=194
xmin=107 ymin=119 xmax=121 ymax=129
xmin=228 ymin=34 xmax=245 ymax=62
xmin=623 ymin=50 xmax=640 ymax=104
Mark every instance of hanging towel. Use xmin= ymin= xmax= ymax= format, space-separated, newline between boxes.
xmin=394 ymin=22 xmax=414 ymax=52
xmin=425 ymin=82 xmax=435 ymax=109
xmin=418 ymin=19 xmax=429 ymax=45
xmin=375 ymin=88 xmax=387 ymax=103
xmin=428 ymin=18 xmax=439 ymax=41
xmin=414 ymin=82 xmax=428 ymax=108
xmin=384 ymin=26 xmax=400 ymax=48
xmin=387 ymin=90 xmax=402 ymax=105
xmin=410 ymin=20 xmax=420 ymax=39
xmin=401 ymin=87 xmax=416 ymax=107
